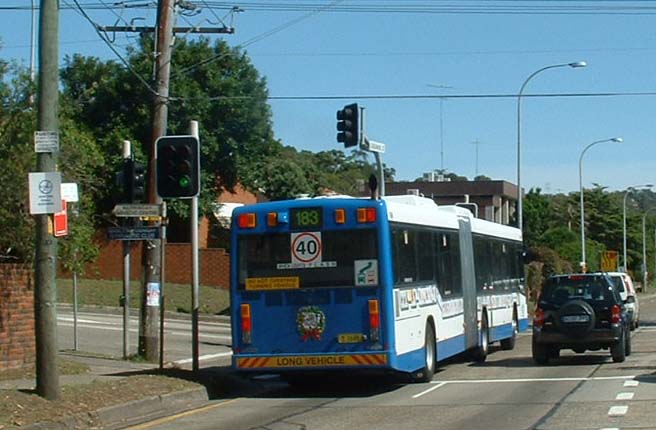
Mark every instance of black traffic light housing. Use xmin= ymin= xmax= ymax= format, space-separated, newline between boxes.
xmin=336 ymin=103 xmax=359 ymax=148
xmin=156 ymin=135 xmax=200 ymax=198
xmin=122 ymin=158 xmax=146 ymax=203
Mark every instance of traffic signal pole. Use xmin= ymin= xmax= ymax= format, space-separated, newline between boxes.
xmin=122 ymin=141 xmax=132 ymax=359
xmin=190 ymin=121 xmax=200 ymax=372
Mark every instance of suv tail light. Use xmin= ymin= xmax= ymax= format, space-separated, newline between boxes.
xmin=611 ymin=304 xmax=621 ymax=324
xmin=534 ymin=308 xmax=545 ymax=328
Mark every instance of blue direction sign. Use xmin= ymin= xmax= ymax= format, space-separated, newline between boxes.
xmin=107 ymin=227 xmax=160 ymax=241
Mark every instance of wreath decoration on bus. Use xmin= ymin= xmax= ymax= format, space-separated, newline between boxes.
xmin=296 ymin=306 xmax=326 ymax=341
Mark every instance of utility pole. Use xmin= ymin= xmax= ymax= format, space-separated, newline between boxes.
xmin=34 ymin=0 xmax=60 ymax=400
xmin=100 ymin=1 xmax=233 ymax=361
xmin=139 ymin=0 xmax=175 ymax=362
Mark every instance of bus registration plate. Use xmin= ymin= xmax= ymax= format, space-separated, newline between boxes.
xmin=338 ymin=333 xmax=365 ymax=343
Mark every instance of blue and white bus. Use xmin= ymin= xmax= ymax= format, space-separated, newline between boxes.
xmin=230 ymin=194 xmax=528 ymax=382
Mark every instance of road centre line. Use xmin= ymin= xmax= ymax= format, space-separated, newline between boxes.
xmin=429 ymin=375 xmax=636 ymax=385
xmin=412 ymin=382 xmax=447 ymax=399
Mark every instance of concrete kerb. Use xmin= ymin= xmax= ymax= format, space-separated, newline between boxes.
xmin=18 ymin=386 xmax=211 ymax=430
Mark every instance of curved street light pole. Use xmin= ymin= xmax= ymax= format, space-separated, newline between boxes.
xmin=579 ymin=137 xmax=622 ymax=268
xmin=623 ymin=184 xmax=653 ymax=272
xmin=516 ymin=61 xmax=587 ymax=233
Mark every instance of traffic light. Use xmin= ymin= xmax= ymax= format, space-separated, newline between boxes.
xmin=122 ymin=158 xmax=146 ymax=203
xmin=156 ymin=135 xmax=200 ymax=198
xmin=336 ymin=103 xmax=359 ymax=148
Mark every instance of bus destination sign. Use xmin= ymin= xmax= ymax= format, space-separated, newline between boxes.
xmin=290 ymin=207 xmax=322 ymax=230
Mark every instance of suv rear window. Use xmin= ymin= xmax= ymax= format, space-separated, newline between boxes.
xmin=542 ymin=276 xmax=618 ymax=305
xmin=609 ymin=276 xmax=626 ymax=294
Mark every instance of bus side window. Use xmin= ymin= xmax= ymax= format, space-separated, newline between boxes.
xmin=392 ymin=228 xmax=417 ymax=284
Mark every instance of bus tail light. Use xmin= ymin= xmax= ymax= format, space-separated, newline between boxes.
xmin=534 ymin=308 xmax=545 ymax=328
xmin=334 ymin=208 xmax=346 ymax=224
xmin=357 ymin=208 xmax=376 ymax=223
xmin=611 ymin=304 xmax=621 ymax=324
xmin=369 ymin=299 xmax=380 ymax=342
xmin=238 ymin=213 xmax=256 ymax=229
xmin=241 ymin=304 xmax=252 ymax=344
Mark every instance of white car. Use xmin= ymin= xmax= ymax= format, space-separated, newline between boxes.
xmin=606 ymin=272 xmax=640 ymax=330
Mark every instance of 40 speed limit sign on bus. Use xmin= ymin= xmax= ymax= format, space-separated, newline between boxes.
xmin=291 ymin=232 xmax=322 ymax=265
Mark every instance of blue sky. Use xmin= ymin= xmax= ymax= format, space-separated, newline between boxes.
xmin=2 ymin=1 xmax=656 ymax=193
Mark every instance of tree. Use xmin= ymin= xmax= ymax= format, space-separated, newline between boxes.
xmin=522 ymin=188 xmax=553 ymax=248
xmin=60 ymin=37 xmax=280 ymax=219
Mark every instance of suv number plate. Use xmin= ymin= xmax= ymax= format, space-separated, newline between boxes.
xmin=562 ymin=315 xmax=590 ymax=323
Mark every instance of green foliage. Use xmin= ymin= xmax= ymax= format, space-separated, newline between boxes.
xmin=523 ymin=188 xmax=553 ymax=247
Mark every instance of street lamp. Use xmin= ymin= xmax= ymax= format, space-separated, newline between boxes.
xmin=623 ymin=184 xmax=653 ymax=272
xmin=579 ymin=137 xmax=622 ymax=268
xmin=516 ymin=61 xmax=587 ymax=233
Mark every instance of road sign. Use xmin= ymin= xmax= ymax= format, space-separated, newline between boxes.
xmin=34 ymin=131 xmax=59 ymax=153
xmin=53 ymin=200 xmax=68 ymax=237
xmin=113 ymin=204 xmax=163 ymax=218
xmin=28 ymin=172 xmax=62 ymax=214
xmin=291 ymin=232 xmax=322 ymax=264
xmin=107 ymin=226 xmax=160 ymax=241
xmin=61 ymin=183 xmax=79 ymax=202
xmin=364 ymin=139 xmax=386 ymax=153
xmin=601 ymin=250 xmax=619 ymax=272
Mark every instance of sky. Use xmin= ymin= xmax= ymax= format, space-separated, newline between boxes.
xmin=2 ymin=1 xmax=656 ymax=194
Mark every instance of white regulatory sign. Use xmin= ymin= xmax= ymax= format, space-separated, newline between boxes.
xmin=34 ymin=131 xmax=59 ymax=153
xmin=291 ymin=232 xmax=322 ymax=265
xmin=28 ymin=172 xmax=62 ymax=214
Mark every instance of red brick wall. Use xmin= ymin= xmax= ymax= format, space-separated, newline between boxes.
xmin=0 ymin=264 xmax=35 ymax=371
xmin=83 ymin=240 xmax=230 ymax=289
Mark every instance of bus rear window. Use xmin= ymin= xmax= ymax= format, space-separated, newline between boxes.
xmin=238 ymin=229 xmax=378 ymax=289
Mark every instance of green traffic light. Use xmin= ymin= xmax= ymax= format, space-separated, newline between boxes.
xmin=179 ymin=175 xmax=191 ymax=188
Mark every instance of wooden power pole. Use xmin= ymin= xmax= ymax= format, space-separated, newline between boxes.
xmin=34 ymin=0 xmax=60 ymax=399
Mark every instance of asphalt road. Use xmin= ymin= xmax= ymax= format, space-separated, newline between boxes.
xmin=57 ymin=309 xmax=233 ymax=366
xmin=58 ymin=296 xmax=656 ymax=430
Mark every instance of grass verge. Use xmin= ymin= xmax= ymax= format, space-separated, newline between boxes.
xmin=57 ymin=278 xmax=230 ymax=315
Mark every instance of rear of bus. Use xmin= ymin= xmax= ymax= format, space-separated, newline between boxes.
xmin=231 ymin=198 xmax=392 ymax=376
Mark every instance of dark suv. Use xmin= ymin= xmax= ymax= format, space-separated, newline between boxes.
xmin=532 ymin=273 xmax=631 ymax=364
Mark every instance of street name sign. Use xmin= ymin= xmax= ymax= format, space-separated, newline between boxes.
xmin=113 ymin=204 xmax=163 ymax=218
xmin=107 ymin=226 xmax=160 ymax=241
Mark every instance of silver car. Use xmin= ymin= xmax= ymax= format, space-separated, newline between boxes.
xmin=606 ymin=272 xmax=640 ymax=330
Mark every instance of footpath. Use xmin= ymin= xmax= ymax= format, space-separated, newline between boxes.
xmin=0 ymin=308 xmax=246 ymax=430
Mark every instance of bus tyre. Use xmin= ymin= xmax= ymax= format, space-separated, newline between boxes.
xmin=413 ymin=323 xmax=436 ymax=383
xmin=473 ymin=312 xmax=489 ymax=363
xmin=500 ymin=311 xmax=518 ymax=351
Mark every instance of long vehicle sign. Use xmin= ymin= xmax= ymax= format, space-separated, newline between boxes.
xmin=236 ymin=354 xmax=387 ymax=369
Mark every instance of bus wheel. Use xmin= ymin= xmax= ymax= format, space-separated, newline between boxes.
xmin=413 ymin=323 xmax=436 ymax=383
xmin=473 ymin=312 xmax=489 ymax=363
xmin=500 ymin=310 xmax=518 ymax=351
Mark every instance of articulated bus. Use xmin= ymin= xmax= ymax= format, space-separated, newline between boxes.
xmin=230 ymin=194 xmax=528 ymax=382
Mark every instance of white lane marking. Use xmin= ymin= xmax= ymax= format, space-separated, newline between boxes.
xmin=599 ymin=428 xmax=619 ymax=430
xmin=624 ymin=380 xmax=639 ymax=387
xmin=58 ymin=317 xmax=99 ymax=324
xmin=608 ymin=405 xmax=628 ymax=416
xmin=57 ymin=323 xmax=232 ymax=341
xmin=412 ymin=382 xmax=447 ymax=399
xmin=616 ymin=392 xmax=635 ymax=400
xmin=174 ymin=352 xmax=233 ymax=364
xmin=430 ymin=375 xmax=635 ymax=384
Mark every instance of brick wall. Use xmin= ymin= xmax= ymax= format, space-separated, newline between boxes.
xmin=0 ymin=264 xmax=35 ymax=371
xmin=83 ymin=239 xmax=230 ymax=289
